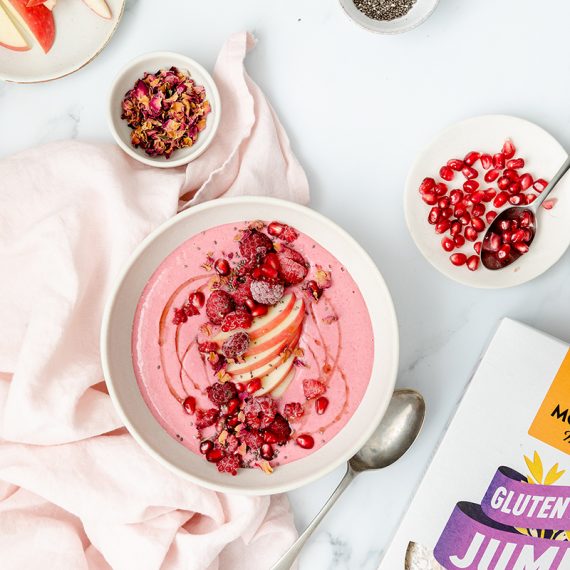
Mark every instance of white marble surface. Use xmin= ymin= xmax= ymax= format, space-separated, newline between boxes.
xmin=2 ymin=0 xmax=570 ymax=568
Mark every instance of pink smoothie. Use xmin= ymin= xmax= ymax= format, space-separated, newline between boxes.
xmin=132 ymin=221 xmax=374 ymax=468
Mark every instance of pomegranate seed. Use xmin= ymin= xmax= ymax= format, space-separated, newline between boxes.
xmin=315 ymin=397 xmax=329 ymax=415
xmin=183 ymin=396 xmax=196 ymax=414
xmin=467 ymin=255 xmax=480 ymax=271
xmin=514 ymin=242 xmax=530 ymax=254
xmin=463 ymin=180 xmax=479 ymax=193
xmin=497 ymin=244 xmax=511 ymax=260
xmin=251 ymin=267 xmax=263 ymax=279
xmin=502 ymin=139 xmax=516 ymax=159
xmin=520 ymin=211 xmax=532 ymax=228
xmin=450 ymin=221 xmax=462 ymax=236
xmin=296 ymin=434 xmax=315 ymax=449
xmin=264 ymin=252 xmax=280 ymax=270
xmin=474 ymin=241 xmax=482 ymax=255
xmin=441 ymin=207 xmax=453 ymax=219
xmin=501 ymin=231 xmax=512 ymax=243
xmin=267 ymin=221 xmax=284 ymax=236
xmin=480 ymin=153 xmax=492 ymax=169
xmin=465 ymin=226 xmax=478 ymax=242
xmin=493 ymin=191 xmax=509 ymax=208
xmin=427 ymin=207 xmax=441 ymax=225
xmin=306 ymin=280 xmax=323 ymax=301
xmin=450 ymin=189 xmax=464 ymax=205
xmin=486 ymin=211 xmax=497 ymax=224
xmin=226 ymin=415 xmax=239 ymax=428
xmin=450 ymin=253 xmax=467 ymax=266
xmin=250 ymin=304 xmax=268 ymax=317
xmin=447 ymin=159 xmax=464 ymax=171
xmin=464 ymin=151 xmax=481 ymax=166
xmin=189 ymin=290 xmax=205 ymax=309
xmin=509 ymin=195 xmax=523 ymax=205
xmin=454 ymin=205 xmax=466 ymax=218
xmin=435 ymin=182 xmax=448 ymax=196
xmin=214 ymin=258 xmax=231 ymax=276
xmin=526 ymin=194 xmax=537 ymax=205
xmin=459 ymin=212 xmax=471 ymax=226
xmin=503 ymin=168 xmax=519 ymax=181
xmin=542 ymin=199 xmax=557 ymax=210
xmin=206 ymin=449 xmax=224 ymax=463
xmin=533 ymin=179 xmax=548 ymax=193
xmin=462 ymin=166 xmax=478 ymax=179
xmin=200 ymin=440 xmax=214 ymax=454
xmin=441 ymin=237 xmax=455 ymax=252
xmin=260 ymin=443 xmax=274 ymax=460
xmin=440 ymin=166 xmax=454 ymax=181
xmin=438 ymin=196 xmax=450 ymax=209
xmin=471 ymin=217 xmax=486 ymax=232
xmin=246 ymin=378 xmax=262 ymax=394
xmin=519 ymin=173 xmax=533 ymax=190
xmin=419 ymin=177 xmax=436 ymax=195
xmin=454 ymin=235 xmax=466 ymax=247
xmin=235 ymin=382 xmax=246 ymax=392
xmin=484 ymin=233 xmax=501 ymax=252
xmin=499 ymin=219 xmax=511 ymax=231
xmin=509 ymin=181 xmax=521 ymax=194
xmin=260 ymin=265 xmax=279 ymax=279
xmin=422 ymin=191 xmax=438 ymax=205
xmin=484 ymin=168 xmax=500 ymax=183
xmin=511 ymin=229 xmax=525 ymax=243
xmin=497 ymin=176 xmax=510 ymax=190
xmin=435 ymin=220 xmax=450 ymax=234
xmin=472 ymin=203 xmax=486 ymax=217
xmin=226 ymin=398 xmax=240 ymax=416
xmin=493 ymin=153 xmax=506 ymax=169
xmin=523 ymin=229 xmax=532 ymax=241
xmin=506 ymin=158 xmax=524 ymax=169
xmin=471 ymin=191 xmax=485 ymax=204
xmin=263 ymin=431 xmax=279 ymax=444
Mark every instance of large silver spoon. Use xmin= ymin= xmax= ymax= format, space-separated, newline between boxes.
xmin=481 ymin=154 xmax=570 ymax=270
xmin=271 ymin=389 xmax=426 ymax=570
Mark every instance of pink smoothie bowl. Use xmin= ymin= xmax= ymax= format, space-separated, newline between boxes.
xmin=100 ymin=197 xmax=399 ymax=495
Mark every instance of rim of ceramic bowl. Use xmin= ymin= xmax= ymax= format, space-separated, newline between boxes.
xmin=338 ymin=0 xmax=440 ymax=35
xmin=100 ymin=196 xmax=399 ymax=494
xmin=107 ymin=51 xmax=221 ymax=169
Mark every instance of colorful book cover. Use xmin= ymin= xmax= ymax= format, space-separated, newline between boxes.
xmin=381 ymin=318 xmax=570 ymax=570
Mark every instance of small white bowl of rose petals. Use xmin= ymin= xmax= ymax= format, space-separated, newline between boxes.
xmin=108 ymin=51 xmax=221 ymax=169
xmin=405 ymin=115 xmax=570 ymax=289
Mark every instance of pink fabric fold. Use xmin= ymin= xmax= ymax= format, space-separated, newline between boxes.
xmin=0 ymin=31 xmax=307 ymax=569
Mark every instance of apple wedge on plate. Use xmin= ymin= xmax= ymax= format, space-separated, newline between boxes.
xmin=0 ymin=2 xmax=29 ymax=51
xmin=0 ymin=0 xmax=55 ymax=53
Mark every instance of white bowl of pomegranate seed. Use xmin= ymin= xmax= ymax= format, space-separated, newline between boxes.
xmin=405 ymin=115 xmax=570 ymax=288
xmin=101 ymin=196 xmax=398 ymax=494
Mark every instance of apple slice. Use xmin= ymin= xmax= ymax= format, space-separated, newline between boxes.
xmin=226 ymin=336 xmax=290 ymax=375
xmin=1 ymin=0 xmax=55 ymax=53
xmin=254 ymin=352 xmax=296 ymax=396
xmin=81 ymin=0 xmax=111 ymax=20
xmin=245 ymin=298 xmax=305 ymax=357
xmin=271 ymin=369 xmax=295 ymax=398
xmin=0 ymin=2 xmax=29 ymax=50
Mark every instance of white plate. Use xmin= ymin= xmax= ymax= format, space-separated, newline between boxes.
xmin=405 ymin=115 xmax=570 ymax=289
xmin=0 ymin=0 xmax=124 ymax=83
xmin=101 ymin=197 xmax=399 ymax=495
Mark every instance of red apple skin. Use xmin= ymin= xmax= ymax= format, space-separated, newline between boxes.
xmin=0 ymin=39 xmax=30 ymax=51
xmin=7 ymin=0 xmax=55 ymax=53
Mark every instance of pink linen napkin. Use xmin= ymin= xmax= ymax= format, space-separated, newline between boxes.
xmin=0 ymin=31 xmax=308 ymax=569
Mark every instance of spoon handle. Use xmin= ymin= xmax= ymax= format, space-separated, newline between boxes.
xmin=533 ymin=154 xmax=570 ymax=209
xmin=270 ymin=464 xmax=356 ymax=570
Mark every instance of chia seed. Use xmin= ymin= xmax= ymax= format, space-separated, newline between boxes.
xmin=354 ymin=0 xmax=416 ymax=21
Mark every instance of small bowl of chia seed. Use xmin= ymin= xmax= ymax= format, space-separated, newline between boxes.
xmin=339 ymin=0 xmax=439 ymax=34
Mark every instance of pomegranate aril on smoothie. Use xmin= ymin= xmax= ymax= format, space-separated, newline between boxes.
xmin=417 ymin=138 xmax=551 ymax=272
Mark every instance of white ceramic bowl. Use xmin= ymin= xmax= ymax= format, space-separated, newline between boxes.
xmin=405 ymin=115 xmax=570 ymax=289
xmin=101 ymin=197 xmax=399 ymax=495
xmin=108 ymin=51 xmax=221 ymax=169
xmin=339 ymin=0 xmax=439 ymax=34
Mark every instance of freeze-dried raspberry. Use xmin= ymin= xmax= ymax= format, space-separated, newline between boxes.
xmin=232 ymin=276 xmax=253 ymax=306
xmin=264 ymin=413 xmax=291 ymax=445
xmin=206 ymin=381 xmax=238 ymax=406
xmin=280 ymin=225 xmax=299 ymax=243
xmin=195 ymin=408 xmax=219 ymax=429
xmin=198 ymin=341 xmax=219 ymax=354
xmin=243 ymin=396 xmax=277 ymax=430
xmin=277 ymin=247 xmax=308 ymax=284
xmin=241 ymin=429 xmax=264 ymax=450
xmin=221 ymin=310 xmax=253 ymax=333
xmin=206 ymin=290 xmax=235 ymax=324
xmin=303 ymin=379 xmax=326 ymax=400
xmin=283 ymin=402 xmax=304 ymax=421
xmin=221 ymin=331 xmax=250 ymax=359
xmin=250 ymin=280 xmax=285 ymax=305
xmin=217 ymin=454 xmax=240 ymax=476
xmin=239 ymin=230 xmax=273 ymax=261
xmin=225 ymin=434 xmax=239 ymax=454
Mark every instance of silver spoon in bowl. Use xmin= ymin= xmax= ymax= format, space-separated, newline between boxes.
xmin=481 ymin=155 xmax=570 ymax=270
xmin=271 ymin=389 xmax=426 ymax=570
